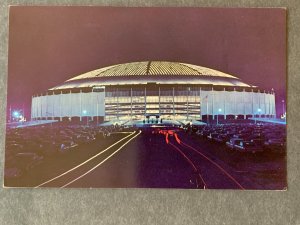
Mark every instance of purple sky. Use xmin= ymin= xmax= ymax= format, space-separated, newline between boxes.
xmin=7 ymin=7 xmax=286 ymax=118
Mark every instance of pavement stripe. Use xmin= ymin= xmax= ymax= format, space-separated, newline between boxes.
xmin=61 ymin=130 xmax=142 ymax=188
xmin=180 ymin=141 xmax=245 ymax=190
xmin=35 ymin=131 xmax=136 ymax=188
xmin=169 ymin=142 xmax=207 ymax=189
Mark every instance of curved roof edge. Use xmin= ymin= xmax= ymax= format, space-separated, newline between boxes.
xmin=66 ymin=61 xmax=238 ymax=81
xmin=50 ymin=61 xmax=256 ymax=90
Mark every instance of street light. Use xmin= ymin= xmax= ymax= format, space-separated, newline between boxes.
xmin=13 ymin=111 xmax=20 ymax=118
xmin=83 ymin=110 xmax=88 ymax=126
xmin=217 ymin=108 xmax=222 ymax=125
xmin=12 ymin=111 xmax=23 ymax=122
xmin=258 ymin=108 xmax=261 ymax=115
xmin=255 ymin=108 xmax=261 ymax=124
xmin=282 ymin=100 xmax=285 ymax=121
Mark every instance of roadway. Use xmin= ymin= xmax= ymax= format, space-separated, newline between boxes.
xmin=33 ymin=128 xmax=283 ymax=189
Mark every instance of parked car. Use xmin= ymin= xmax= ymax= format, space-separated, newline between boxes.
xmin=234 ymin=140 xmax=263 ymax=153
xmin=207 ymin=132 xmax=219 ymax=141
xmin=214 ymin=134 xmax=231 ymax=144
xmin=226 ymin=138 xmax=244 ymax=150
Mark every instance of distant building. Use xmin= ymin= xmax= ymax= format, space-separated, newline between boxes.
xmin=31 ymin=61 xmax=276 ymax=122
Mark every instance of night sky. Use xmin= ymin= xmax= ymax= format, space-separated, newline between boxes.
xmin=7 ymin=7 xmax=286 ymax=119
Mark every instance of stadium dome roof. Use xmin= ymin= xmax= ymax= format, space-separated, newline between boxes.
xmin=50 ymin=61 xmax=254 ymax=90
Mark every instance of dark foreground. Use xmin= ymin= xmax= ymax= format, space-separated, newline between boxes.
xmin=4 ymin=124 xmax=286 ymax=189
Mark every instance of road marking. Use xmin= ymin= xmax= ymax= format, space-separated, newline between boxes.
xmin=165 ymin=133 xmax=169 ymax=144
xmin=180 ymin=141 xmax=245 ymax=190
xmin=61 ymin=130 xmax=141 ymax=188
xmin=35 ymin=131 xmax=136 ymax=188
xmin=110 ymin=132 xmax=134 ymax=134
xmin=169 ymin=142 xmax=207 ymax=189
xmin=174 ymin=133 xmax=181 ymax=144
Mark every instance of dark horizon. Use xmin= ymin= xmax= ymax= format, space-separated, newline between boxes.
xmin=7 ymin=7 xmax=286 ymax=120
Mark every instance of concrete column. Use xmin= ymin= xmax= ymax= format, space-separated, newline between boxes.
xmin=117 ymin=88 xmax=119 ymax=120
xmin=38 ymin=95 xmax=41 ymax=120
xmin=273 ymin=89 xmax=276 ymax=118
xmin=36 ymin=96 xmax=38 ymax=120
xmin=34 ymin=96 xmax=36 ymax=120
xmin=40 ymin=95 xmax=43 ymax=120
xmin=96 ymin=93 xmax=99 ymax=124
xmin=268 ymin=91 xmax=272 ymax=117
xmin=223 ymin=87 xmax=226 ymax=120
xmin=158 ymin=86 xmax=161 ymax=116
xmin=52 ymin=92 xmax=54 ymax=120
xmin=234 ymin=88 xmax=236 ymax=119
xmin=37 ymin=96 xmax=39 ymax=120
xmin=90 ymin=92 xmax=94 ymax=122
xmin=31 ymin=96 xmax=33 ymax=121
xmin=251 ymin=89 xmax=254 ymax=118
xmin=45 ymin=92 xmax=48 ymax=120
xmin=199 ymin=87 xmax=202 ymax=120
xmin=187 ymin=87 xmax=189 ymax=120
xmin=70 ymin=90 xmax=72 ymax=120
xmin=243 ymin=88 xmax=246 ymax=119
xmin=41 ymin=95 xmax=43 ymax=120
xmin=258 ymin=89 xmax=261 ymax=118
xmin=212 ymin=86 xmax=214 ymax=120
xmin=206 ymin=93 xmax=209 ymax=124
xmin=173 ymin=87 xmax=175 ymax=119
xmin=80 ymin=89 xmax=82 ymax=121
xmin=264 ymin=90 xmax=267 ymax=117
xmin=130 ymin=87 xmax=133 ymax=120
xmin=144 ymin=87 xmax=147 ymax=119
xmin=60 ymin=91 xmax=63 ymax=121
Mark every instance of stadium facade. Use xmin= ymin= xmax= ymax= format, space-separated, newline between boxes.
xmin=31 ymin=61 xmax=276 ymax=122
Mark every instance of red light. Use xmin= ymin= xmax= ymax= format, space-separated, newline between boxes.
xmin=165 ymin=133 xmax=169 ymax=144
xmin=174 ymin=133 xmax=181 ymax=144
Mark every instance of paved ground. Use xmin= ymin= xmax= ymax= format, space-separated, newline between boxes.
xmin=5 ymin=128 xmax=286 ymax=189
xmin=6 ymin=120 xmax=58 ymax=128
xmin=4 ymin=132 xmax=130 ymax=187
xmin=249 ymin=117 xmax=286 ymax=125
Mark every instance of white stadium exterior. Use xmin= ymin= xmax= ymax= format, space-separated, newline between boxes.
xmin=31 ymin=61 xmax=276 ymax=122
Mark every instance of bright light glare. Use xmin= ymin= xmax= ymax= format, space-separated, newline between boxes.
xmin=83 ymin=110 xmax=87 ymax=114
xmin=13 ymin=111 xmax=20 ymax=117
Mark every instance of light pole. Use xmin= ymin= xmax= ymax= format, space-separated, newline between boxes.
xmin=83 ymin=110 xmax=88 ymax=126
xmin=12 ymin=111 xmax=21 ymax=122
xmin=13 ymin=111 xmax=20 ymax=118
xmin=256 ymin=108 xmax=261 ymax=124
xmin=217 ymin=108 xmax=222 ymax=125
xmin=282 ymin=100 xmax=285 ymax=120
xmin=9 ymin=105 xmax=12 ymax=122
xmin=187 ymin=87 xmax=190 ymax=121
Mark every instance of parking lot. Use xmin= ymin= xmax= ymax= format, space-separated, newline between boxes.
xmin=181 ymin=122 xmax=286 ymax=189
xmin=4 ymin=123 xmax=134 ymax=185
xmin=4 ymin=121 xmax=286 ymax=189
xmin=190 ymin=122 xmax=286 ymax=154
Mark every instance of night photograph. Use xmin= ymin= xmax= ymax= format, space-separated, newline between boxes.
xmin=4 ymin=6 xmax=286 ymax=189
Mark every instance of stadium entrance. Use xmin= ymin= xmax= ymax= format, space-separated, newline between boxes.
xmin=104 ymin=85 xmax=201 ymax=121
xmin=145 ymin=114 xmax=160 ymax=123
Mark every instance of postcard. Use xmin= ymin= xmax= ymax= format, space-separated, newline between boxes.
xmin=4 ymin=6 xmax=286 ymax=189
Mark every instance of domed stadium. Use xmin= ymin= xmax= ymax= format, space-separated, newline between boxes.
xmin=31 ymin=61 xmax=276 ymax=123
